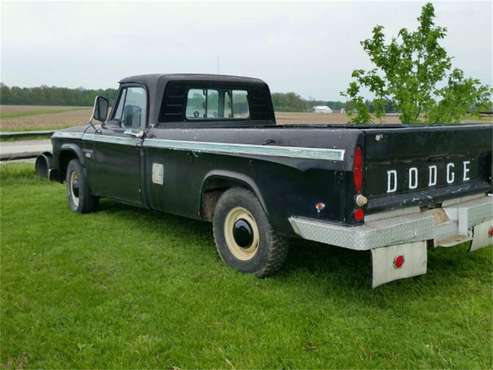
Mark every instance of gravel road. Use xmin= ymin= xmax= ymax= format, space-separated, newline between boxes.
xmin=0 ymin=140 xmax=51 ymax=160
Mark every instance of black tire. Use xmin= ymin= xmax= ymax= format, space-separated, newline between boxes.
xmin=212 ymin=187 xmax=288 ymax=277
xmin=65 ymin=159 xmax=99 ymax=213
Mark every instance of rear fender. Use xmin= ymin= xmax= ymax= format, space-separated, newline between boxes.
xmin=200 ymin=170 xmax=268 ymax=219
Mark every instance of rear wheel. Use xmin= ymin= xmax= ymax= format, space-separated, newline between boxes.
xmin=212 ymin=188 xmax=289 ymax=277
xmin=66 ymin=159 xmax=98 ymax=213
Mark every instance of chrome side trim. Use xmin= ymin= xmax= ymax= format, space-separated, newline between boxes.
xmin=144 ymin=138 xmax=345 ymax=161
xmin=83 ymin=133 xmax=139 ymax=146
xmin=52 ymin=132 xmax=83 ymax=140
xmin=57 ymin=132 xmax=345 ymax=161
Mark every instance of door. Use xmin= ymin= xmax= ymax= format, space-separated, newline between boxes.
xmin=85 ymin=86 xmax=147 ymax=205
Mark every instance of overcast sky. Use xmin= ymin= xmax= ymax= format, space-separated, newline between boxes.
xmin=1 ymin=1 xmax=491 ymax=100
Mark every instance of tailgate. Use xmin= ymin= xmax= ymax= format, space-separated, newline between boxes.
xmin=363 ymin=124 xmax=492 ymax=212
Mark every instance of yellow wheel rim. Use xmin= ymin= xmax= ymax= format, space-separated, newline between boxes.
xmin=224 ymin=207 xmax=260 ymax=261
xmin=69 ymin=170 xmax=80 ymax=207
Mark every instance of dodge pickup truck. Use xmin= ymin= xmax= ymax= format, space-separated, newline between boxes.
xmin=36 ymin=74 xmax=493 ymax=287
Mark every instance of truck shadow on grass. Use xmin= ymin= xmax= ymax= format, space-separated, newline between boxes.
xmin=97 ymin=200 xmax=490 ymax=295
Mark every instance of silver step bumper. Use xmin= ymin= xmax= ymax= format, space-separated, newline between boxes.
xmin=289 ymin=194 xmax=493 ymax=251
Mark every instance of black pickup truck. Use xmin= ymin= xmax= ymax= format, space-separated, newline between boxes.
xmin=38 ymin=74 xmax=493 ymax=287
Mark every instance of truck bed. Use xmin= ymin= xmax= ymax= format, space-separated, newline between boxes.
xmin=246 ymin=122 xmax=492 ymax=213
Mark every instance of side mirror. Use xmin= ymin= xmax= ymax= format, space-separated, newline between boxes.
xmin=92 ymin=96 xmax=109 ymax=122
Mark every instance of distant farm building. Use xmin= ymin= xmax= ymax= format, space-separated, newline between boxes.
xmin=313 ymin=105 xmax=333 ymax=113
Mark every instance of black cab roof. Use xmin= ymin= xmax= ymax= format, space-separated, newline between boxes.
xmin=116 ymin=74 xmax=274 ymax=125
xmin=119 ymin=73 xmax=266 ymax=86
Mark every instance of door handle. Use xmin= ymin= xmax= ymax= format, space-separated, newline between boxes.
xmin=124 ymin=130 xmax=144 ymax=138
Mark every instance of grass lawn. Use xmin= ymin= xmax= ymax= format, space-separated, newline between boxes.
xmin=1 ymin=164 xmax=492 ymax=369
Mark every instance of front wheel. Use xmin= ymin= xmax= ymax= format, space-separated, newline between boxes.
xmin=212 ymin=188 xmax=289 ymax=277
xmin=65 ymin=159 xmax=99 ymax=213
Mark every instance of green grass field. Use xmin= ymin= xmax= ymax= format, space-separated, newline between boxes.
xmin=0 ymin=108 xmax=81 ymax=120
xmin=1 ymin=164 xmax=492 ymax=369
xmin=0 ymin=106 xmax=92 ymax=132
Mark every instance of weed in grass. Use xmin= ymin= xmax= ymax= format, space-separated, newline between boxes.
xmin=0 ymin=164 xmax=491 ymax=369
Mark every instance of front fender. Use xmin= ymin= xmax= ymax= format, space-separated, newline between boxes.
xmin=52 ymin=143 xmax=86 ymax=182
xmin=60 ymin=143 xmax=85 ymax=165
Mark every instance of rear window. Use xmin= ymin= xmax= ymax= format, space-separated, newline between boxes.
xmin=185 ymin=88 xmax=249 ymax=120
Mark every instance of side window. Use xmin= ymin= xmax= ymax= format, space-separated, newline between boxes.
xmin=185 ymin=89 xmax=205 ymax=119
xmin=122 ymin=87 xmax=146 ymax=129
xmin=224 ymin=90 xmax=232 ymax=119
xmin=185 ymin=89 xmax=220 ymax=119
xmin=232 ymin=90 xmax=249 ymax=119
xmin=207 ymin=89 xmax=219 ymax=119
xmin=185 ymin=88 xmax=249 ymax=121
xmin=113 ymin=87 xmax=147 ymax=129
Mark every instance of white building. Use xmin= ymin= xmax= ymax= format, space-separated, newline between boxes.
xmin=313 ymin=105 xmax=333 ymax=113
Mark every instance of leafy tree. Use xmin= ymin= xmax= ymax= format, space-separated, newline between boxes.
xmin=271 ymin=92 xmax=310 ymax=112
xmin=1 ymin=82 xmax=354 ymax=113
xmin=271 ymin=92 xmax=348 ymax=112
xmin=342 ymin=2 xmax=492 ymax=124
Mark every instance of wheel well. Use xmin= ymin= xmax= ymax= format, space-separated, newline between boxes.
xmin=59 ymin=150 xmax=79 ymax=182
xmin=200 ymin=176 xmax=265 ymax=221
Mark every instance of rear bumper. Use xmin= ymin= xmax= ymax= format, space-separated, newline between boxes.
xmin=289 ymin=194 xmax=493 ymax=251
